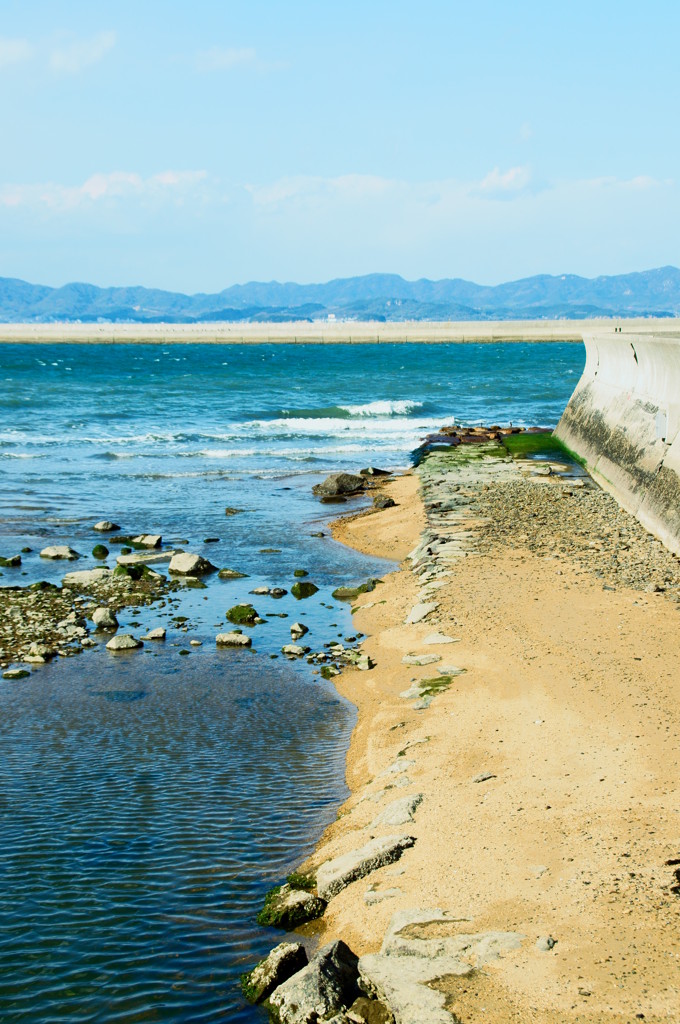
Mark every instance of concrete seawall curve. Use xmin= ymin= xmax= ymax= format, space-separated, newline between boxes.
xmin=555 ymin=331 xmax=680 ymax=555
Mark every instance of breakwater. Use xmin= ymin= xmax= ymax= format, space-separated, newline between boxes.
xmin=555 ymin=330 xmax=680 ymax=555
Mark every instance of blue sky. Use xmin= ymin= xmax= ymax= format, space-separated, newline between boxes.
xmin=1 ymin=0 xmax=678 ymax=291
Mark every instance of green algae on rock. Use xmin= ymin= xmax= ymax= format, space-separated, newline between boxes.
xmin=291 ymin=581 xmax=319 ymax=599
xmin=226 ymin=604 xmax=259 ymax=626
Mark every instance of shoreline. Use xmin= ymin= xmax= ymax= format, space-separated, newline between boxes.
xmin=1 ymin=317 xmax=679 ymax=345
xmin=292 ymin=446 xmax=680 ymax=1023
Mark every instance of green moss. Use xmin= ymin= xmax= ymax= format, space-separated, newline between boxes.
xmin=286 ymin=871 xmax=316 ymax=892
xmin=120 ymin=546 xmax=132 ymax=555
xmin=291 ymin=581 xmax=319 ymax=600
xmin=331 ymin=578 xmax=380 ymax=601
xmin=226 ymin=604 xmax=258 ymax=625
xmin=419 ymin=675 xmax=454 ymax=697
xmin=502 ymin=431 xmax=577 ymax=462
xmin=320 ymin=665 xmax=339 ymax=679
xmin=293 ymin=569 xmax=308 ymax=577
xmin=256 ymin=882 xmax=326 ymax=929
xmin=0 ymin=555 xmax=21 ymax=567
xmin=218 ymin=567 xmax=249 ymax=579
xmin=92 ymin=544 xmax=109 ymax=559
xmin=29 ymin=580 xmax=59 ymax=592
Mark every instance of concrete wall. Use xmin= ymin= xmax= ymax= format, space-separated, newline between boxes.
xmin=555 ymin=332 xmax=680 ymax=555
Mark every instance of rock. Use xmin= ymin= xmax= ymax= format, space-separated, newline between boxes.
xmin=0 ymin=555 xmax=21 ymax=567
xmin=224 ymin=507 xmax=243 ymax=515
xmin=92 ymin=607 xmax=119 ymax=631
xmin=142 ymin=627 xmax=166 ymax=641
xmin=364 ymin=889 xmax=402 ymax=907
xmin=242 ymin=942 xmax=309 ymax=1004
xmin=282 ymin=644 xmax=311 ymax=657
xmin=536 ymin=936 xmax=557 ymax=952
xmin=218 ymin=567 xmax=249 ymax=579
xmin=422 ymin=632 xmax=459 ymax=645
xmin=168 ymin=552 xmax=217 ymax=575
xmin=359 ymin=909 xmax=524 ymax=1024
xmin=117 ymin=550 xmax=175 ymax=566
xmin=355 ymin=654 xmax=373 ymax=671
xmin=436 ymin=665 xmax=466 ymax=676
xmin=268 ymin=940 xmax=360 ymax=1024
xmin=373 ymin=495 xmax=397 ymax=510
xmin=257 ymin=883 xmax=327 ymax=929
xmin=251 ymin=586 xmax=271 ymax=595
xmin=293 ymin=569 xmax=309 ymax=577
xmin=24 ymin=643 xmax=57 ymax=664
xmin=62 ymin=567 xmax=111 ymax=587
xmin=401 ymin=654 xmax=441 ymax=666
xmin=405 ymin=602 xmax=437 ymax=625
xmin=312 ymin=472 xmax=366 ymax=497
xmin=131 ymin=534 xmax=161 ymax=548
xmin=226 ymin=604 xmax=258 ymax=626
xmin=471 ymin=771 xmax=496 ymax=783
xmin=105 ymin=634 xmax=143 ymax=651
xmin=360 ymin=467 xmax=392 ymax=477
xmin=91 ymin=544 xmax=109 ymax=559
xmin=93 ymin=521 xmax=120 ymax=532
xmin=332 ymin=580 xmax=379 ymax=602
xmin=290 ymin=622 xmax=309 ymax=638
xmin=291 ymin=581 xmax=319 ymax=599
xmin=216 ymin=631 xmax=252 ymax=647
xmin=317 ymin=835 xmax=416 ymax=900
xmin=345 ymin=996 xmax=395 ymax=1024
xmin=40 ymin=546 xmax=80 ymax=560
xmin=270 ymin=587 xmax=288 ymax=598
xmin=3 ymin=668 xmax=30 ymax=680
xmin=370 ymin=795 xmax=422 ymax=828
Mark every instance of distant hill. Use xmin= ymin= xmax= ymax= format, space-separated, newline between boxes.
xmin=1 ymin=267 xmax=679 ymax=323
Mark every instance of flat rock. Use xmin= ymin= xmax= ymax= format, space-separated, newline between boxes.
xmin=168 ymin=552 xmax=217 ymax=575
xmin=92 ymin=606 xmax=119 ymax=631
xmin=370 ymin=794 xmax=422 ymax=828
xmin=422 ymin=632 xmax=460 ymax=645
xmin=117 ymin=551 xmax=175 ymax=566
xmin=105 ymin=634 xmax=143 ymax=651
xmin=268 ymin=940 xmax=360 ymax=1024
xmin=131 ymin=534 xmax=161 ymax=548
xmin=217 ymin=567 xmax=249 ymax=579
xmin=317 ymin=835 xmax=416 ymax=901
xmin=359 ymin=909 xmax=523 ymax=1024
xmin=405 ymin=602 xmax=437 ymax=625
xmin=3 ymin=668 xmax=31 ymax=680
xmin=312 ymin=472 xmax=366 ymax=497
xmin=282 ymin=643 xmax=311 ymax=657
xmin=142 ymin=627 xmax=166 ymax=641
xmin=40 ymin=545 xmax=80 ymax=561
xmin=93 ymin=520 xmax=120 ymax=532
xmin=401 ymin=654 xmax=441 ymax=666
xmin=242 ymin=942 xmax=308 ymax=1004
xmin=63 ymin=567 xmax=111 ymax=587
xmin=216 ymin=631 xmax=252 ymax=647
xmin=472 ymin=771 xmax=496 ymax=783
xmin=364 ymin=888 xmax=402 ymax=906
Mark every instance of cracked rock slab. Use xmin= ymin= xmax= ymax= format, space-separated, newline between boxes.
xmin=404 ymin=602 xmax=438 ymax=625
xmin=317 ymin=835 xmax=416 ymax=900
xmin=370 ymin=794 xmax=422 ymax=828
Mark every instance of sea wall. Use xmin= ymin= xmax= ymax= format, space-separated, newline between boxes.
xmin=555 ymin=331 xmax=680 ymax=555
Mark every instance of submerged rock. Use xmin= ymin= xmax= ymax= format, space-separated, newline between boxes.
xmin=40 ymin=546 xmax=80 ymax=561
xmin=168 ymin=552 xmax=217 ymax=575
xmin=105 ymin=634 xmax=143 ymax=652
xmin=242 ymin=942 xmax=308 ymax=1004
xmin=268 ymin=941 xmax=360 ymax=1024
xmin=218 ymin=567 xmax=249 ymax=579
xmin=91 ymin=544 xmax=109 ymax=559
xmin=312 ymin=472 xmax=366 ymax=497
xmin=257 ymin=883 xmax=327 ymax=929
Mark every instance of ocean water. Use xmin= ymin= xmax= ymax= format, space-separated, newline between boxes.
xmin=0 ymin=341 xmax=584 ymax=1022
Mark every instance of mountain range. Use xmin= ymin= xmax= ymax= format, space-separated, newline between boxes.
xmin=1 ymin=267 xmax=679 ymax=323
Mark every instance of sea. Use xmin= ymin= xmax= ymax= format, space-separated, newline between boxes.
xmin=0 ymin=340 xmax=584 ymax=1023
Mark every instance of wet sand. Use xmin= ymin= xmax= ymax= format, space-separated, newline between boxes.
xmin=306 ymin=468 xmax=680 ymax=1023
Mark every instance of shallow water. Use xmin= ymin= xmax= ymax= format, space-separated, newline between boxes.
xmin=0 ymin=341 xmax=584 ymax=1021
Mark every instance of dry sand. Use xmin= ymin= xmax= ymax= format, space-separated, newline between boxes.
xmin=304 ymin=471 xmax=680 ymax=1023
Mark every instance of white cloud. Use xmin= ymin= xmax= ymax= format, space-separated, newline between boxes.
xmin=471 ymin=165 xmax=532 ymax=199
xmin=193 ymin=46 xmax=287 ymax=73
xmin=0 ymin=36 xmax=33 ymax=69
xmin=0 ymin=170 xmax=208 ymax=211
xmin=49 ymin=31 xmax=117 ymax=74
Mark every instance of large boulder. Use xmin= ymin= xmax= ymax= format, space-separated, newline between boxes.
xmin=168 ymin=552 xmax=217 ymax=575
xmin=242 ymin=942 xmax=308 ymax=1004
xmin=312 ymin=473 xmax=366 ymax=498
xmin=268 ymin=940 xmax=360 ymax=1024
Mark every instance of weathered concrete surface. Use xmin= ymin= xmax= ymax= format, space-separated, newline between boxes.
xmin=556 ymin=331 xmax=680 ymax=554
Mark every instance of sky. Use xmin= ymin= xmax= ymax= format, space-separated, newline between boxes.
xmin=1 ymin=0 xmax=679 ymax=292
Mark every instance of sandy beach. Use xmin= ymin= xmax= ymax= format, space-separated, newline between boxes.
xmin=1 ymin=317 xmax=679 ymax=345
xmin=300 ymin=454 xmax=680 ymax=1022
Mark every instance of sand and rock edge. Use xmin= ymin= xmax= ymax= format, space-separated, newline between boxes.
xmin=248 ymin=439 xmax=680 ymax=1024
